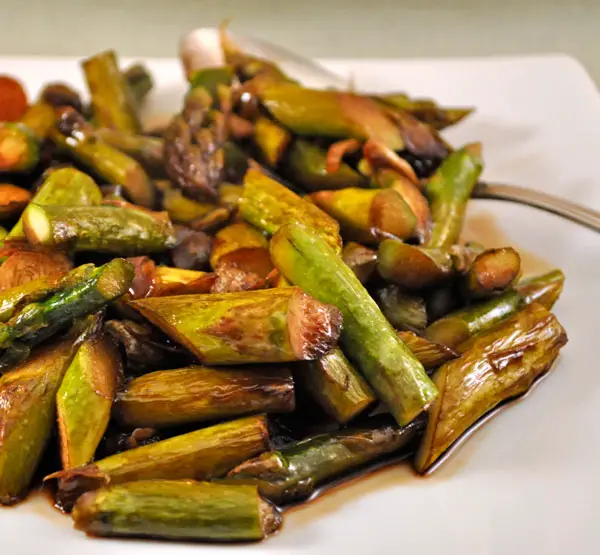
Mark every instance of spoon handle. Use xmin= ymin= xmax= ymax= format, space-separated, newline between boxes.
xmin=473 ymin=182 xmax=600 ymax=233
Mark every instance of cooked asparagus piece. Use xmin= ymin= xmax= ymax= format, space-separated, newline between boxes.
xmin=341 ymin=242 xmax=378 ymax=284
xmin=49 ymin=414 xmax=271 ymax=510
xmin=72 ymin=480 xmax=282 ymax=542
xmin=115 ymin=365 xmax=294 ymax=428
xmin=463 ymin=247 xmax=521 ymax=298
xmin=96 ymin=128 xmax=164 ymax=175
xmin=57 ymin=334 xmax=122 ymax=469
xmin=123 ymin=63 xmax=154 ymax=107
xmin=397 ymin=331 xmax=458 ymax=371
xmin=285 ymin=139 xmax=366 ymax=191
xmin=219 ymin=183 xmax=244 ymax=207
xmin=423 ymin=290 xmax=523 ymax=349
xmin=256 ymin=83 xmax=404 ymax=149
xmin=415 ymin=303 xmax=567 ymax=472
xmin=189 ymin=66 xmax=235 ymax=97
xmin=374 ymin=93 xmax=473 ymax=130
xmin=424 ymin=143 xmax=483 ymax=247
xmin=377 ymin=240 xmax=481 ymax=290
xmin=82 ymin=50 xmax=141 ymax=133
xmin=8 ymin=167 xmax=103 ymax=239
xmin=23 ymin=204 xmax=176 ymax=255
xmin=514 ymin=269 xmax=565 ymax=310
xmin=0 ymin=184 xmax=30 ymax=219
xmin=105 ymin=319 xmax=190 ymax=374
xmin=228 ymin=417 xmax=422 ymax=503
xmin=376 ymin=285 xmax=428 ymax=332
xmin=297 ymin=347 xmax=376 ymax=424
xmin=52 ymin=108 xmax=155 ymax=207
xmin=161 ymin=188 xmax=216 ymax=224
xmin=210 ymin=222 xmax=273 ymax=278
xmin=310 ymin=187 xmax=417 ymax=244
xmin=0 ymin=339 xmax=76 ymax=504
xmin=240 ymin=168 xmax=341 ymax=252
xmin=252 ymin=116 xmax=290 ymax=167
xmin=130 ymin=287 xmax=342 ymax=364
xmin=0 ymin=259 xmax=133 ymax=350
xmin=270 ymin=223 xmax=438 ymax=425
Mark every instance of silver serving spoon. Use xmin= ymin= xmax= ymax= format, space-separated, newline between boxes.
xmin=181 ymin=28 xmax=600 ymax=233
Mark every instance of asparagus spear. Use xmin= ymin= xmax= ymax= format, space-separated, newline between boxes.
xmin=377 ymin=240 xmax=481 ymax=290
xmin=130 ymin=288 xmax=342 ymax=364
xmin=397 ymin=331 xmax=458 ymax=371
xmin=115 ymin=365 xmax=294 ymax=428
xmin=423 ymin=290 xmax=523 ymax=349
xmin=310 ymin=187 xmax=417 ymax=244
xmin=424 ymin=144 xmax=483 ymax=247
xmin=341 ymin=242 xmax=378 ymax=284
xmin=189 ymin=66 xmax=235 ymax=98
xmin=415 ymin=303 xmax=567 ymax=472
xmin=52 ymin=107 xmax=155 ymax=207
xmin=0 ymin=339 xmax=77 ymax=504
xmin=72 ymin=480 xmax=282 ymax=542
xmin=376 ymin=285 xmax=428 ymax=332
xmin=49 ymin=414 xmax=271 ymax=510
xmin=23 ymin=204 xmax=177 ymax=255
xmin=514 ymin=269 xmax=565 ymax=310
xmin=82 ymin=50 xmax=141 ymax=133
xmin=270 ymin=223 xmax=438 ymax=425
xmin=463 ymin=247 xmax=521 ymax=299
xmin=285 ymin=139 xmax=367 ymax=191
xmin=256 ymin=83 xmax=404 ymax=149
xmin=297 ymin=347 xmax=376 ymax=424
xmin=0 ymin=184 xmax=30 ymax=219
xmin=219 ymin=183 xmax=244 ymax=207
xmin=57 ymin=334 xmax=122 ymax=469
xmin=252 ymin=116 xmax=290 ymax=168
xmin=210 ymin=222 xmax=273 ymax=278
xmin=0 ymin=259 xmax=133 ymax=350
xmin=161 ymin=188 xmax=216 ymax=224
xmin=8 ymin=167 xmax=102 ymax=239
xmin=228 ymin=417 xmax=422 ymax=503
xmin=96 ymin=128 xmax=164 ymax=175
xmin=240 ymin=168 xmax=341 ymax=252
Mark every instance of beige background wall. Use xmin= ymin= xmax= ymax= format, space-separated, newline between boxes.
xmin=1 ymin=0 xmax=598 ymax=83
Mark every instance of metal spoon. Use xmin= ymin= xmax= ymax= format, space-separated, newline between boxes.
xmin=181 ymin=28 xmax=600 ymax=233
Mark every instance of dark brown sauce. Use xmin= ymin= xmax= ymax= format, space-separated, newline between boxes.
xmin=462 ymin=209 xmax=553 ymax=276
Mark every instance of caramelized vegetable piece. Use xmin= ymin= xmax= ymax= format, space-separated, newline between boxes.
xmin=0 ymin=184 xmax=30 ymax=219
xmin=189 ymin=66 xmax=235 ymax=97
xmin=0 ymin=123 xmax=39 ymax=174
xmin=425 ymin=144 xmax=483 ymax=248
xmin=0 ymin=275 xmax=63 ymax=322
xmin=210 ymin=222 xmax=273 ymax=278
xmin=464 ymin=247 xmax=521 ymax=299
xmin=270 ymin=223 xmax=438 ymax=425
xmin=162 ymin=188 xmax=216 ymax=224
xmin=96 ymin=129 xmax=164 ymax=175
xmin=252 ymin=117 xmax=290 ymax=167
xmin=514 ymin=269 xmax=565 ymax=310
xmin=49 ymin=414 xmax=271 ymax=510
xmin=0 ymin=259 xmax=133 ymax=350
xmin=115 ymin=365 xmax=294 ymax=428
xmin=152 ymin=266 xmax=215 ymax=296
xmin=240 ymin=168 xmax=341 ymax=252
xmin=211 ymin=264 xmax=265 ymax=293
xmin=0 ymin=339 xmax=76 ymax=505
xmin=105 ymin=319 xmax=189 ymax=373
xmin=297 ymin=347 xmax=376 ymax=424
xmin=0 ymin=248 xmax=72 ymax=292
xmin=82 ymin=50 xmax=141 ymax=133
xmin=23 ymin=205 xmax=177 ymax=255
xmin=8 ymin=167 xmax=103 ymax=239
xmin=397 ymin=331 xmax=458 ymax=371
xmin=257 ymin=83 xmax=404 ymax=149
xmin=341 ymin=242 xmax=378 ymax=284
xmin=376 ymin=285 xmax=428 ymax=332
xmin=41 ymin=82 xmax=83 ymax=112
xmin=0 ymin=76 xmax=28 ymax=122
xmin=415 ymin=303 xmax=567 ymax=472
xmin=57 ymin=334 xmax=122 ymax=469
xmin=310 ymin=187 xmax=417 ymax=244
xmin=52 ymin=108 xmax=155 ymax=207
xmin=286 ymin=139 xmax=366 ymax=191
xmin=228 ymin=417 xmax=422 ymax=503
xmin=130 ymin=288 xmax=342 ymax=364
xmin=123 ymin=63 xmax=154 ymax=107
xmin=72 ymin=480 xmax=282 ymax=542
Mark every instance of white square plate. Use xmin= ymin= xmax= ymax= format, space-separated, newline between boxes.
xmin=1 ymin=55 xmax=600 ymax=555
